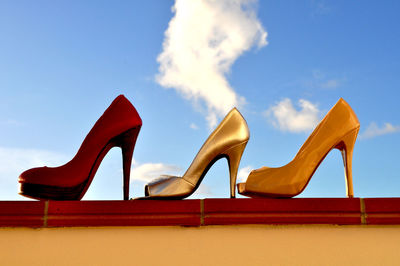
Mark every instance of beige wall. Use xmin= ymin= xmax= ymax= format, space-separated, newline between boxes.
xmin=0 ymin=225 xmax=399 ymax=265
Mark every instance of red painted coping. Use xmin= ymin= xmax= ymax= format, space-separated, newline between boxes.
xmin=364 ymin=198 xmax=400 ymax=225
xmin=0 ymin=198 xmax=399 ymax=227
xmin=204 ymin=198 xmax=361 ymax=225
xmin=0 ymin=201 xmax=45 ymax=227
xmin=47 ymin=200 xmax=200 ymax=227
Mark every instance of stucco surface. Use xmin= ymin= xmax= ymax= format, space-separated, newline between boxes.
xmin=0 ymin=225 xmax=399 ymax=265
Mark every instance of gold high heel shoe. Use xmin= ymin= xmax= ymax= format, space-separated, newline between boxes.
xmin=144 ymin=108 xmax=249 ymax=199
xmin=238 ymin=98 xmax=360 ymax=198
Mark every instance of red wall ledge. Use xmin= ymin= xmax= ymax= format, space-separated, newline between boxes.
xmin=0 ymin=198 xmax=399 ymax=227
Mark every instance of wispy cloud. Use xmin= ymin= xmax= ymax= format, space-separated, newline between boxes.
xmin=130 ymin=162 xmax=181 ymax=183
xmin=360 ymin=122 xmax=400 ymax=139
xmin=237 ymin=165 xmax=252 ymax=182
xmin=302 ymin=70 xmax=343 ymax=90
xmin=188 ymin=183 xmax=213 ymax=198
xmin=264 ymin=98 xmax=321 ymax=133
xmin=0 ymin=147 xmax=67 ymax=200
xmin=0 ymin=119 xmax=24 ymax=127
xmin=190 ymin=123 xmax=199 ymax=130
xmin=311 ymin=0 xmax=332 ymax=16
xmin=319 ymin=79 xmax=340 ymax=89
xmin=156 ymin=0 xmax=267 ymax=128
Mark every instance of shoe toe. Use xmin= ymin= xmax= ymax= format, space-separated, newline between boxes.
xmin=18 ymin=166 xmax=50 ymax=185
xmin=19 ymin=167 xmax=40 ymax=183
xmin=146 ymin=175 xmax=193 ymax=198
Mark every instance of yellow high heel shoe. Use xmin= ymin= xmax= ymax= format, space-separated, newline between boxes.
xmin=237 ymin=98 xmax=360 ymax=198
xmin=144 ymin=108 xmax=250 ymax=199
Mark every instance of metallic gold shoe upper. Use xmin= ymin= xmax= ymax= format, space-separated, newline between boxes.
xmin=145 ymin=108 xmax=250 ymax=199
xmin=238 ymin=98 xmax=360 ymax=198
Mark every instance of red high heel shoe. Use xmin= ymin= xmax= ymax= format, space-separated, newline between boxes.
xmin=18 ymin=95 xmax=142 ymax=200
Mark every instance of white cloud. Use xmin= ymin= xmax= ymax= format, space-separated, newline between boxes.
xmin=237 ymin=165 xmax=252 ymax=182
xmin=0 ymin=119 xmax=23 ymax=127
xmin=360 ymin=122 xmax=400 ymax=139
xmin=188 ymin=184 xmax=213 ymax=199
xmin=305 ymin=70 xmax=342 ymax=90
xmin=156 ymin=0 xmax=267 ymax=128
xmin=0 ymin=147 xmax=68 ymax=177
xmin=311 ymin=0 xmax=332 ymax=16
xmin=190 ymin=123 xmax=199 ymax=130
xmin=264 ymin=98 xmax=321 ymax=133
xmin=320 ymin=79 xmax=340 ymax=89
xmin=0 ymin=147 xmax=68 ymax=200
xmin=130 ymin=162 xmax=181 ymax=183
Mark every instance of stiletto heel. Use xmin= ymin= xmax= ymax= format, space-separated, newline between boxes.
xmin=144 ymin=108 xmax=249 ymax=199
xmin=225 ymin=141 xmax=248 ymax=198
xmin=335 ymin=127 xmax=359 ymax=198
xmin=238 ymin=98 xmax=360 ymax=198
xmin=19 ymin=95 xmax=142 ymax=200
xmin=118 ymin=127 xmax=141 ymax=200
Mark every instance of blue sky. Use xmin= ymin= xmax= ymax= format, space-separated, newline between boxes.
xmin=1 ymin=0 xmax=400 ymax=200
